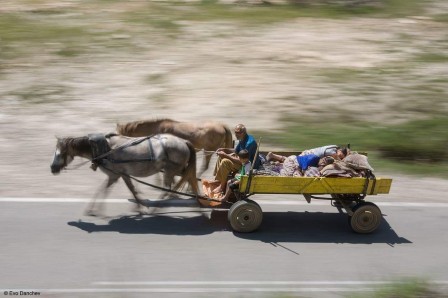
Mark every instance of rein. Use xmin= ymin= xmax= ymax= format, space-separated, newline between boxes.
xmin=92 ymin=135 xmax=153 ymax=164
xmin=201 ymin=149 xmax=217 ymax=157
xmin=67 ymin=148 xmax=216 ymax=170
xmin=99 ymin=163 xmax=219 ymax=203
xmin=64 ymin=160 xmax=91 ymax=171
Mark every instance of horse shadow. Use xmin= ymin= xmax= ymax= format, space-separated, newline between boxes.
xmin=235 ymin=211 xmax=411 ymax=246
xmin=68 ymin=209 xmax=410 ymax=245
xmin=67 ymin=210 xmax=230 ymax=236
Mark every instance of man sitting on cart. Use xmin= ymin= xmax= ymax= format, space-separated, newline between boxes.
xmin=211 ymin=124 xmax=260 ymax=194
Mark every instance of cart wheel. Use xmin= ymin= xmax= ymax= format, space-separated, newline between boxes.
xmin=228 ymin=199 xmax=263 ymax=233
xmin=348 ymin=202 xmax=382 ymax=234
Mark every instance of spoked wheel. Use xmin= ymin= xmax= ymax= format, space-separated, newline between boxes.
xmin=348 ymin=202 xmax=382 ymax=234
xmin=228 ymin=199 xmax=263 ymax=233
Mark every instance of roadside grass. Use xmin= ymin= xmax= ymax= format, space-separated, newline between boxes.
xmin=0 ymin=13 xmax=89 ymax=53
xmin=377 ymin=0 xmax=425 ymax=17
xmin=415 ymin=52 xmax=448 ymax=63
xmin=256 ymin=116 xmax=448 ymax=178
xmin=316 ymin=64 xmax=412 ymax=84
xmin=7 ymin=84 xmax=73 ymax=104
xmin=0 ymin=15 xmax=91 ymax=61
xmin=434 ymin=13 xmax=448 ymax=23
xmin=0 ymin=0 xmax=433 ymax=62
xmin=145 ymin=73 xmax=167 ymax=84
xmin=347 ymin=278 xmax=445 ymax=298
xmin=0 ymin=11 xmax=137 ymax=61
xmin=122 ymin=0 xmax=425 ymax=27
xmin=314 ymin=61 xmax=448 ymax=118
xmin=267 ymin=279 xmax=447 ymax=298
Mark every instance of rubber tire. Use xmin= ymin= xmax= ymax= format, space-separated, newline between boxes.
xmin=348 ymin=202 xmax=382 ymax=234
xmin=228 ymin=199 xmax=263 ymax=233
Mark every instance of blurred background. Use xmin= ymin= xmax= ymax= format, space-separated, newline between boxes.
xmin=1 ymin=0 xmax=447 ymax=193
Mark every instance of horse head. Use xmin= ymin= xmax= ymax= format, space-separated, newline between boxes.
xmin=51 ymin=137 xmax=74 ymax=174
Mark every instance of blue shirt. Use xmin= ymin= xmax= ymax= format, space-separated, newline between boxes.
xmin=235 ymin=134 xmax=260 ymax=169
xmin=297 ymin=154 xmax=320 ymax=171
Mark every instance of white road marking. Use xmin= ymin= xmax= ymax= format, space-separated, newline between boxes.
xmin=0 ymin=197 xmax=448 ymax=207
xmin=5 ymin=281 xmax=448 ymax=294
xmin=3 ymin=287 xmax=374 ymax=293
xmin=90 ymin=280 xmax=428 ymax=286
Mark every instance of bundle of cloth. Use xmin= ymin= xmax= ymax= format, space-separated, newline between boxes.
xmin=255 ymin=145 xmax=374 ymax=178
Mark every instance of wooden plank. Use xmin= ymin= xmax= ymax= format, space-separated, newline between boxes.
xmin=238 ymin=150 xmax=391 ymax=196
xmin=239 ymin=176 xmax=392 ymax=195
xmin=259 ymin=151 xmax=368 ymax=157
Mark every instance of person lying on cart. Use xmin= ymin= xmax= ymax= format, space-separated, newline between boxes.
xmin=267 ymin=145 xmax=347 ymax=163
xmin=211 ymin=124 xmax=260 ymax=194
xmin=265 ymin=145 xmax=349 ymax=177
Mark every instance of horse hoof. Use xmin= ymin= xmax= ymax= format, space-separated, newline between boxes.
xmin=85 ymin=210 xmax=98 ymax=217
xmin=133 ymin=206 xmax=147 ymax=215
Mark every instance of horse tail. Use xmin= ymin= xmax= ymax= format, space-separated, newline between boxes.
xmin=223 ymin=125 xmax=233 ymax=149
xmin=173 ymin=141 xmax=199 ymax=195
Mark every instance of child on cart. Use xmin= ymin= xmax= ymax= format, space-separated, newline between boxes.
xmin=220 ymin=149 xmax=252 ymax=202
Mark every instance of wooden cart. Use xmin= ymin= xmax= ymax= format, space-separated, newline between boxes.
xmin=225 ymin=151 xmax=393 ymax=234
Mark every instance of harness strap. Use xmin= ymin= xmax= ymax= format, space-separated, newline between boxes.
xmin=155 ymin=134 xmax=168 ymax=160
xmin=148 ymin=137 xmax=155 ymax=161
xmin=105 ymin=158 xmax=156 ymax=164
xmin=99 ymin=163 xmax=214 ymax=201
xmin=91 ymin=135 xmax=154 ymax=164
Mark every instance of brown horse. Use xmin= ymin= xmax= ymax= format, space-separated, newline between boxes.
xmin=116 ymin=119 xmax=233 ymax=174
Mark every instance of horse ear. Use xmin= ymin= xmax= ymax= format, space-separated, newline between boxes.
xmin=55 ymin=136 xmax=64 ymax=144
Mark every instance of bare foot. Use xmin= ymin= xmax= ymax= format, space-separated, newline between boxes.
xmin=212 ymin=185 xmax=223 ymax=194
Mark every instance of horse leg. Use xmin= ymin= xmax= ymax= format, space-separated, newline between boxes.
xmin=199 ymin=150 xmax=213 ymax=176
xmin=154 ymin=172 xmax=163 ymax=188
xmin=159 ymin=175 xmax=173 ymax=200
xmin=85 ymin=175 xmax=119 ymax=216
xmin=122 ymin=176 xmax=146 ymax=213
xmin=158 ymin=168 xmax=177 ymax=200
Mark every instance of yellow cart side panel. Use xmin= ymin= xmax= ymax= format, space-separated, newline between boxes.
xmin=239 ymin=176 xmax=392 ymax=195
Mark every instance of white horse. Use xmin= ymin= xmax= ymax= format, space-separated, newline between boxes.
xmin=116 ymin=118 xmax=233 ymax=175
xmin=50 ymin=133 xmax=199 ymax=215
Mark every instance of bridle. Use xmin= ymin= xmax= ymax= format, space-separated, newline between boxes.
xmin=54 ymin=144 xmax=82 ymax=171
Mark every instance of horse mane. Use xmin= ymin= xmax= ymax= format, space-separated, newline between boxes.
xmin=105 ymin=132 xmax=118 ymax=138
xmin=116 ymin=118 xmax=179 ymax=136
xmin=61 ymin=136 xmax=91 ymax=156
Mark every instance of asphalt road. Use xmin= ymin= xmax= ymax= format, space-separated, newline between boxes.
xmin=1 ymin=195 xmax=448 ymax=298
xmin=2 ymin=148 xmax=448 ymax=298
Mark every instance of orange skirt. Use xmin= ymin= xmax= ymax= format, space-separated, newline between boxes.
xmin=200 ymin=179 xmax=224 ymax=207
